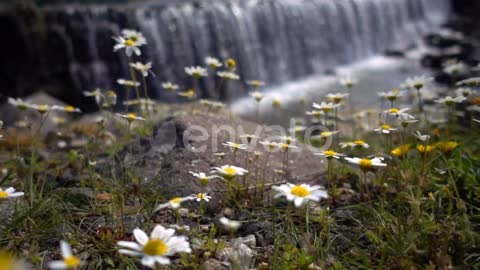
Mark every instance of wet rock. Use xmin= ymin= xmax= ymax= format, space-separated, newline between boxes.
xmin=234 ymin=234 xmax=256 ymax=249
xmin=218 ymin=242 xmax=256 ymax=270
xmin=202 ymin=258 xmax=227 ymax=270
xmin=240 ymin=221 xmax=273 ymax=247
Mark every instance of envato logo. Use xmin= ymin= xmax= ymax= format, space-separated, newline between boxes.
xmin=181 ymin=119 xmax=334 ymax=153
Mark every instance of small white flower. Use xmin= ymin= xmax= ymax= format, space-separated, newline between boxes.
xmin=48 ymin=241 xmax=81 ymax=269
xmin=217 ymin=71 xmax=240 ymax=80
xmin=0 ymin=187 xmax=24 ymax=200
xmin=52 ymin=105 xmax=82 ymax=113
xmin=205 ymin=57 xmax=222 ymax=68
xmin=339 ymin=77 xmax=358 ymax=88
xmin=412 ymin=131 xmax=430 ymax=142
xmin=273 ymin=183 xmax=328 ymax=207
xmin=455 ymin=88 xmax=474 ymax=98
xmin=213 ymin=165 xmax=248 ymax=179
xmin=185 ymin=66 xmax=208 ymax=79
xmin=219 ymin=217 xmax=241 ymax=230
xmin=344 ymin=157 xmax=387 ymax=171
xmin=249 ymin=91 xmax=264 ymax=102
xmin=402 ymin=75 xmax=433 ymax=90
xmin=326 ymin=92 xmax=349 ymax=104
xmin=378 ymin=89 xmax=403 ymax=101
xmin=162 ymin=82 xmax=179 ymax=92
xmin=130 ymin=62 xmax=155 ymax=77
xmin=154 ymin=196 xmax=193 ymax=211
xmin=315 ymin=150 xmax=345 ymax=159
xmin=222 ymin=141 xmax=248 ymax=151
xmin=113 ymin=30 xmax=146 ymax=57
xmin=434 ymin=96 xmax=466 ymax=106
xmin=374 ymin=124 xmax=397 ymax=134
xmin=116 ymin=113 xmax=146 ymax=122
xmin=117 ymin=225 xmax=192 ymax=267
xmin=339 ymin=140 xmax=369 ymax=149
xmin=456 ymin=77 xmax=480 ymax=86
xmin=8 ymin=98 xmax=32 ymax=110
xmin=443 ymin=61 xmax=468 ymax=75
xmin=117 ymin=79 xmax=140 ymax=88
xmin=383 ymin=107 xmax=410 ymax=117
xmin=312 ymin=102 xmax=340 ymax=113
xmin=189 ymin=171 xmax=218 ymax=186
xmin=191 ymin=193 xmax=211 ymax=202
xmin=397 ymin=113 xmax=418 ymax=127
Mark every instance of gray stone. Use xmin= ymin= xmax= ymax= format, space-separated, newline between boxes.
xmin=234 ymin=234 xmax=256 ymax=249
xmin=202 ymin=258 xmax=226 ymax=270
xmin=218 ymin=242 xmax=256 ymax=270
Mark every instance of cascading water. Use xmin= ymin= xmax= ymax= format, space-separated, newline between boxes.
xmin=12 ymin=0 xmax=451 ymax=104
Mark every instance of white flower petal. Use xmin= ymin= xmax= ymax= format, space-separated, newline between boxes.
xmin=133 ymin=228 xmax=149 ymax=245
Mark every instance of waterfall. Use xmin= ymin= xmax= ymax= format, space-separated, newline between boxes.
xmin=33 ymin=0 xmax=451 ymax=103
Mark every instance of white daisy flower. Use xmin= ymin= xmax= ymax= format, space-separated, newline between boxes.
xmin=121 ymin=29 xmax=147 ymax=46
xmin=383 ymin=107 xmax=410 ymax=117
xmin=374 ymin=124 xmax=397 ymax=134
xmin=130 ymin=62 xmax=155 ymax=77
xmin=305 ymin=110 xmax=324 ymax=118
xmin=185 ymin=66 xmax=208 ymax=79
xmin=162 ymin=82 xmax=179 ymax=92
xmin=455 ymin=88 xmax=474 ymax=98
xmin=412 ymin=131 xmax=430 ymax=142
xmin=312 ymin=131 xmax=340 ymax=140
xmin=116 ymin=113 xmax=146 ymax=122
xmin=191 ymin=193 xmax=211 ymax=202
xmin=378 ymin=89 xmax=403 ymax=101
xmin=315 ymin=150 xmax=345 ymax=159
xmin=117 ymin=79 xmax=140 ymax=87
xmin=154 ymin=196 xmax=193 ymax=212
xmin=48 ymin=241 xmax=81 ymax=269
xmin=117 ymin=225 xmax=192 ymax=267
xmin=401 ymin=75 xmax=433 ymax=90
xmin=113 ymin=31 xmax=145 ymax=57
xmin=344 ymin=157 xmax=387 ymax=171
xmin=397 ymin=113 xmax=418 ymax=127
xmin=273 ymin=183 xmax=328 ymax=208
xmin=217 ymin=71 xmax=240 ymax=80
xmin=443 ymin=61 xmax=468 ymax=75
xmin=0 ymin=187 xmax=24 ymax=200
xmin=249 ymin=91 xmax=264 ymax=102
xmin=222 ymin=141 xmax=248 ymax=151
xmin=339 ymin=77 xmax=358 ymax=88
xmin=339 ymin=140 xmax=369 ymax=149
xmin=213 ymin=165 xmax=248 ymax=179
xmin=326 ymin=93 xmax=349 ymax=104
xmin=205 ymin=57 xmax=222 ymax=68
xmin=219 ymin=217 xmax=241 ymax=230
xmin=52 ymin=105 xmax=81 ymax=113
xmin=28 ymin=104 xmax=51 ymax=114
xmin=434 ymin=96 xmax=466 ymax=106
xmin=456 ymin=77 xmax=480 ymax=87
xmin=188 ymin=172 xmax=218 ymax=186
xmin=312 ymin=102 xmax=340 ymax=113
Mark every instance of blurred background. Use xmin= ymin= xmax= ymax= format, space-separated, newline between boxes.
xmin=0 ymin=0 xmax=478 ymax=114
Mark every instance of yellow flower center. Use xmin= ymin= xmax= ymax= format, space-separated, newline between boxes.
xmin=381 ymin=124 xmax=391 ymax=130
xmin=389 ymin=108 xmax=399 ymax=114
xmin=170 ymin=197 xmax=182 ymax=204
xmin=124 ymin=39 xmax=135 ymax=46
xmin=354 ymin=140 xmax=365 ymax=145
xmin=64 ymin=256 xmax=80 ymax=268
xmin=200 ymin=177 xmax=209 ymax=186
xmin=65 ymin=106 xmax=75 ymax=112
xmin=414 ymin=83 xmax=423 ymax=89
xmin=142 ymin=239 xmax=168 ymax=256
xmin=417 ymin=145 xmax=435 ymax=153
xmin=197 ymin=193 xmax=205 ymax=199
xmin=38 ymin=104 xmax=49 ymax=113
xmin=0 ymin=191 xmax=9 ymax=199
xmin=359 ymin=159 xmax=373 ymax=170
xmin=226 ymin=59 xmax=237 ymax=70
xmin=223 ymin=167 xmax=237 ymax=177
xmin=126 ymin=113 xmax=137 ymax=120
xmin=290 ymin=185 xmax=310 ymax=197
xmin=321 ymin=107 xmax=332 ymax=113
xmin=324 ymin=150 xmax=337 ymax=157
